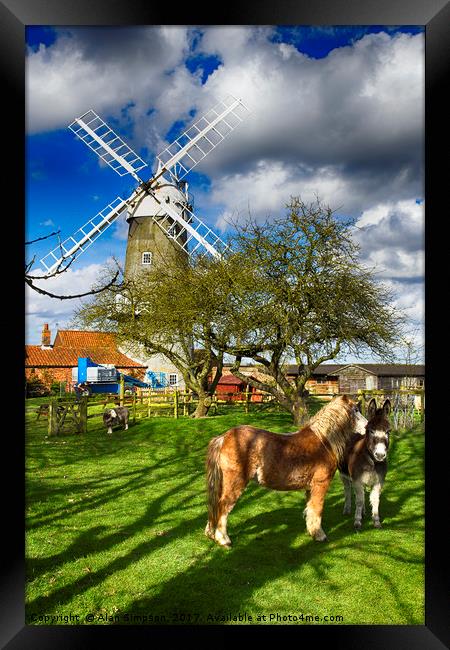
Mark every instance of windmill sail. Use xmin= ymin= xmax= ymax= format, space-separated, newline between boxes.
xmin=38 ymin=95 xmax=249 ymax=273
xmin=152 ymin=199 xmax=226 ymax=259
xmin=39 ymin=197 xmax=129 ymax=274
xmin=155 ymin=95 xmax=250 ymax=182
xmin=69 ymin=110 xmax=147 ymax=180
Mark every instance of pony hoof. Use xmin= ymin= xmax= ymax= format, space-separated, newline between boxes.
xmin=314 ymin=532 xmax=328 ymax=542
xmin=373 ymin=521 xmax=382 ymax=529
xmin=354 ymin=523 xmax=362 ymax=531
xmin=205 ymin=527 xmax=215 ymax=540
xmin=343 ymin=508 xmax=351 ymax=516
xmin=217 ymin=540 xmax=232 ymax=548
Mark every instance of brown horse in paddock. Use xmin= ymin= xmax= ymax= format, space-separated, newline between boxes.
xmin=339 ymin=398 xmax=391 ymax=530
xmin=205 ymin=395 xmax=368 ymax=547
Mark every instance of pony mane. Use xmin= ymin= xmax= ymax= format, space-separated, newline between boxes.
xmin=306 ymin=395 xmax=356 ymax=462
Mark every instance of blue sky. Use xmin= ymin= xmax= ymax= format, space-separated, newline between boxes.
xmin=25 ymin=25 xmax=424 ymax=361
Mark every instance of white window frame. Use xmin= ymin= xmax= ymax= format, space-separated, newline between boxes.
xmin=141 ymin=251 xmax=153 ymax=265
xmin=168 ymin=373 xmax=178 ymax=387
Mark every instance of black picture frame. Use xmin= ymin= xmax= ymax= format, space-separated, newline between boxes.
xmin=4 ymin=0 xmax=448 ymax=647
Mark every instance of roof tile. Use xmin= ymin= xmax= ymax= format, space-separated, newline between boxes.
xmin=25 ymin=329 xmax=146 ymax=368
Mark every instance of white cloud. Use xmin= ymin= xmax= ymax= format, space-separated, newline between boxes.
xmin=353 ymin=199 xmax=424 ymax=279
xmin=25 ymin=262 xmax=113 ymax=344
xmin=26 ymin=27 xmax=195 ymax=138
xmin=193 ymin=29 xmax=424 ymax=219
xmin=27 ymin=27 xmax=424 ymax=219
xmin=209 ymin=160 xmax=355 ymax=230
xmin=26 ymin=27 xmax=425 ymax=356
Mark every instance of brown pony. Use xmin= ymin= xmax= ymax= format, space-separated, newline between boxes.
xmin=205 ymin=394 xmax=368 ymax=547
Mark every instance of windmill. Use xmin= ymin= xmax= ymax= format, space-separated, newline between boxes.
xmin=39 ymin=95 xmax=251 ymax=279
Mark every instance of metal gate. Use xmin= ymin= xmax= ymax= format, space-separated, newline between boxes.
xmin=358 ymin=390 xmax=424 ymax=430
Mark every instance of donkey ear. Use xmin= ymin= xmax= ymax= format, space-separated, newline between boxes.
xmin=382 ymin=399 xmax=391 ymax=416
xmin=367 ymin=398 xmax=377 ymax=419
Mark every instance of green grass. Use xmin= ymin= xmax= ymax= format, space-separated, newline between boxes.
xmin=25 ymin=401 xmax=424 ymax=626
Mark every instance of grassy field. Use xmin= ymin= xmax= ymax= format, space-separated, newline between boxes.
xmin=25 ymin=398 xmax=424 ymax=626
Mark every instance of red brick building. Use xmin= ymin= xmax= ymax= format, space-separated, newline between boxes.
xmin=25 ymin=325 xmax=147 ymax=391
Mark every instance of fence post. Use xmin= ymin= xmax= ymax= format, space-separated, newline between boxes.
xmin=357 ymin=389 xmax=366 ymax=416
xmin=79 ymin=397 xmax=87 ymax=433
xmin=420 ymin=390 xmax=425 ymax=423
xmin=48 ymin=399 xmax=58 ymax=436
xmin=132 ymin=392 xmax=137 ymax=423
xmin=119 ymin=374 xmax=124 ymax=407
xmin=174 ymin=389 xmax=179 ymax=419
xmin=245 ymin=384 xmax=250 ymax=414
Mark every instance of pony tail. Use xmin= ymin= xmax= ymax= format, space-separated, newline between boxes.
xmin=206 ymin=435 xmax=224 ymax=530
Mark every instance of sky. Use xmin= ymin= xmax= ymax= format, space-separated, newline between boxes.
xmin=25 ymin=25 xmax=425 ymax=363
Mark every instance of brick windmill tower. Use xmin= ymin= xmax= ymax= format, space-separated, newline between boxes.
xmin=38 ymin=95 xmax=250 ymax=388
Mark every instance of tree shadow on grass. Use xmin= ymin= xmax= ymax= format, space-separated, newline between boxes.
xmin=26 ymin=421 xmax=424 ymax=625
xmin=114 ymin=434 xmax=424 ymax=627
xmin=26 ymin=475 xmax=423 ymax=625
xmin=114 ymin=496 xmax=423 ymax=626
xmin=26 ymin=423 xmax=209 ymax=532
xmin=26 ymin=472 xmax=207 ymax=613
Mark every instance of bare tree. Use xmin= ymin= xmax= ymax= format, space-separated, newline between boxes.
xmin=396 ymin=326 xmax=424 ymax=389
xmin=25 ymin=230 xmax=119 ymax=300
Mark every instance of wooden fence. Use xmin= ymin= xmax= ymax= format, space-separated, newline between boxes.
xmin=114 ymin=388 xmax=276 ymax=420
xmin=40 ymin=387 xmax=424 ymax=435
xmin=357 ymin=388 xmax=425 ymax=429
xmin=310 ymin=389 xmax=425 ymax=429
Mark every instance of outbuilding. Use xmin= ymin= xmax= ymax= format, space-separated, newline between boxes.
xmin=25 ymin=325 xmax=147 ymax=392
xmin=287 ymin=363 xmax=425 ymax=394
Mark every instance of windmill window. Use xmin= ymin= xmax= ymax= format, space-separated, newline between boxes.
xmin=141 ymin=252 xmax=153 ymax=265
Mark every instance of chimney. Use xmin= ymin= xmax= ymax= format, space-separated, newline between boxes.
xmin=41 ymin=323 xmax=52 ymax=349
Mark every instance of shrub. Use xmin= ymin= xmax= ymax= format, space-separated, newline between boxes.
xmin=26 ymin=376 xmax=50 ymax=398
xmin=50 ymin=381 xmax=67 ymax=396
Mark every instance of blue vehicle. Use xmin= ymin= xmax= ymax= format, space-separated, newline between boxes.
xmin=72 ymin=357 xmax=150 ymax=394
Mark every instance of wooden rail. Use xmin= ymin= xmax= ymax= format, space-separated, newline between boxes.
xmin=36 ymin=387 xmax=424 ymax=434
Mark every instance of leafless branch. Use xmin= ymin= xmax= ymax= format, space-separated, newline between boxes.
xmin=26 ymin=254 xmax=77 ymax=280
xmin=25 ymin=230 xmax=61 ymax=246
xmin=25 ymin=225 xmax=122 ymax=299
xmin=25 ymin=269 xmax=120 ymax=300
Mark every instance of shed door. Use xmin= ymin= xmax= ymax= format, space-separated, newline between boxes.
xmin=339 ymin=377 xmax=361 ymax=394
xmin=365 ymin=375 xmax=376 ymax=390
xmin=347 ymin=379 xmax=360 ymax=394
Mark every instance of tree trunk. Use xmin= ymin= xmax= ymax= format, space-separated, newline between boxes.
xmin=191 ymin=393 xmax=212 ymax=418
xmin=291 ymin=395 xmax=309 ymax=428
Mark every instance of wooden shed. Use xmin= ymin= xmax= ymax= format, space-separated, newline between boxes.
xmin=287 ymin=363 xmax=425 ymax=395
xmin=214 ymin=374 xmax=262 ymax=402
